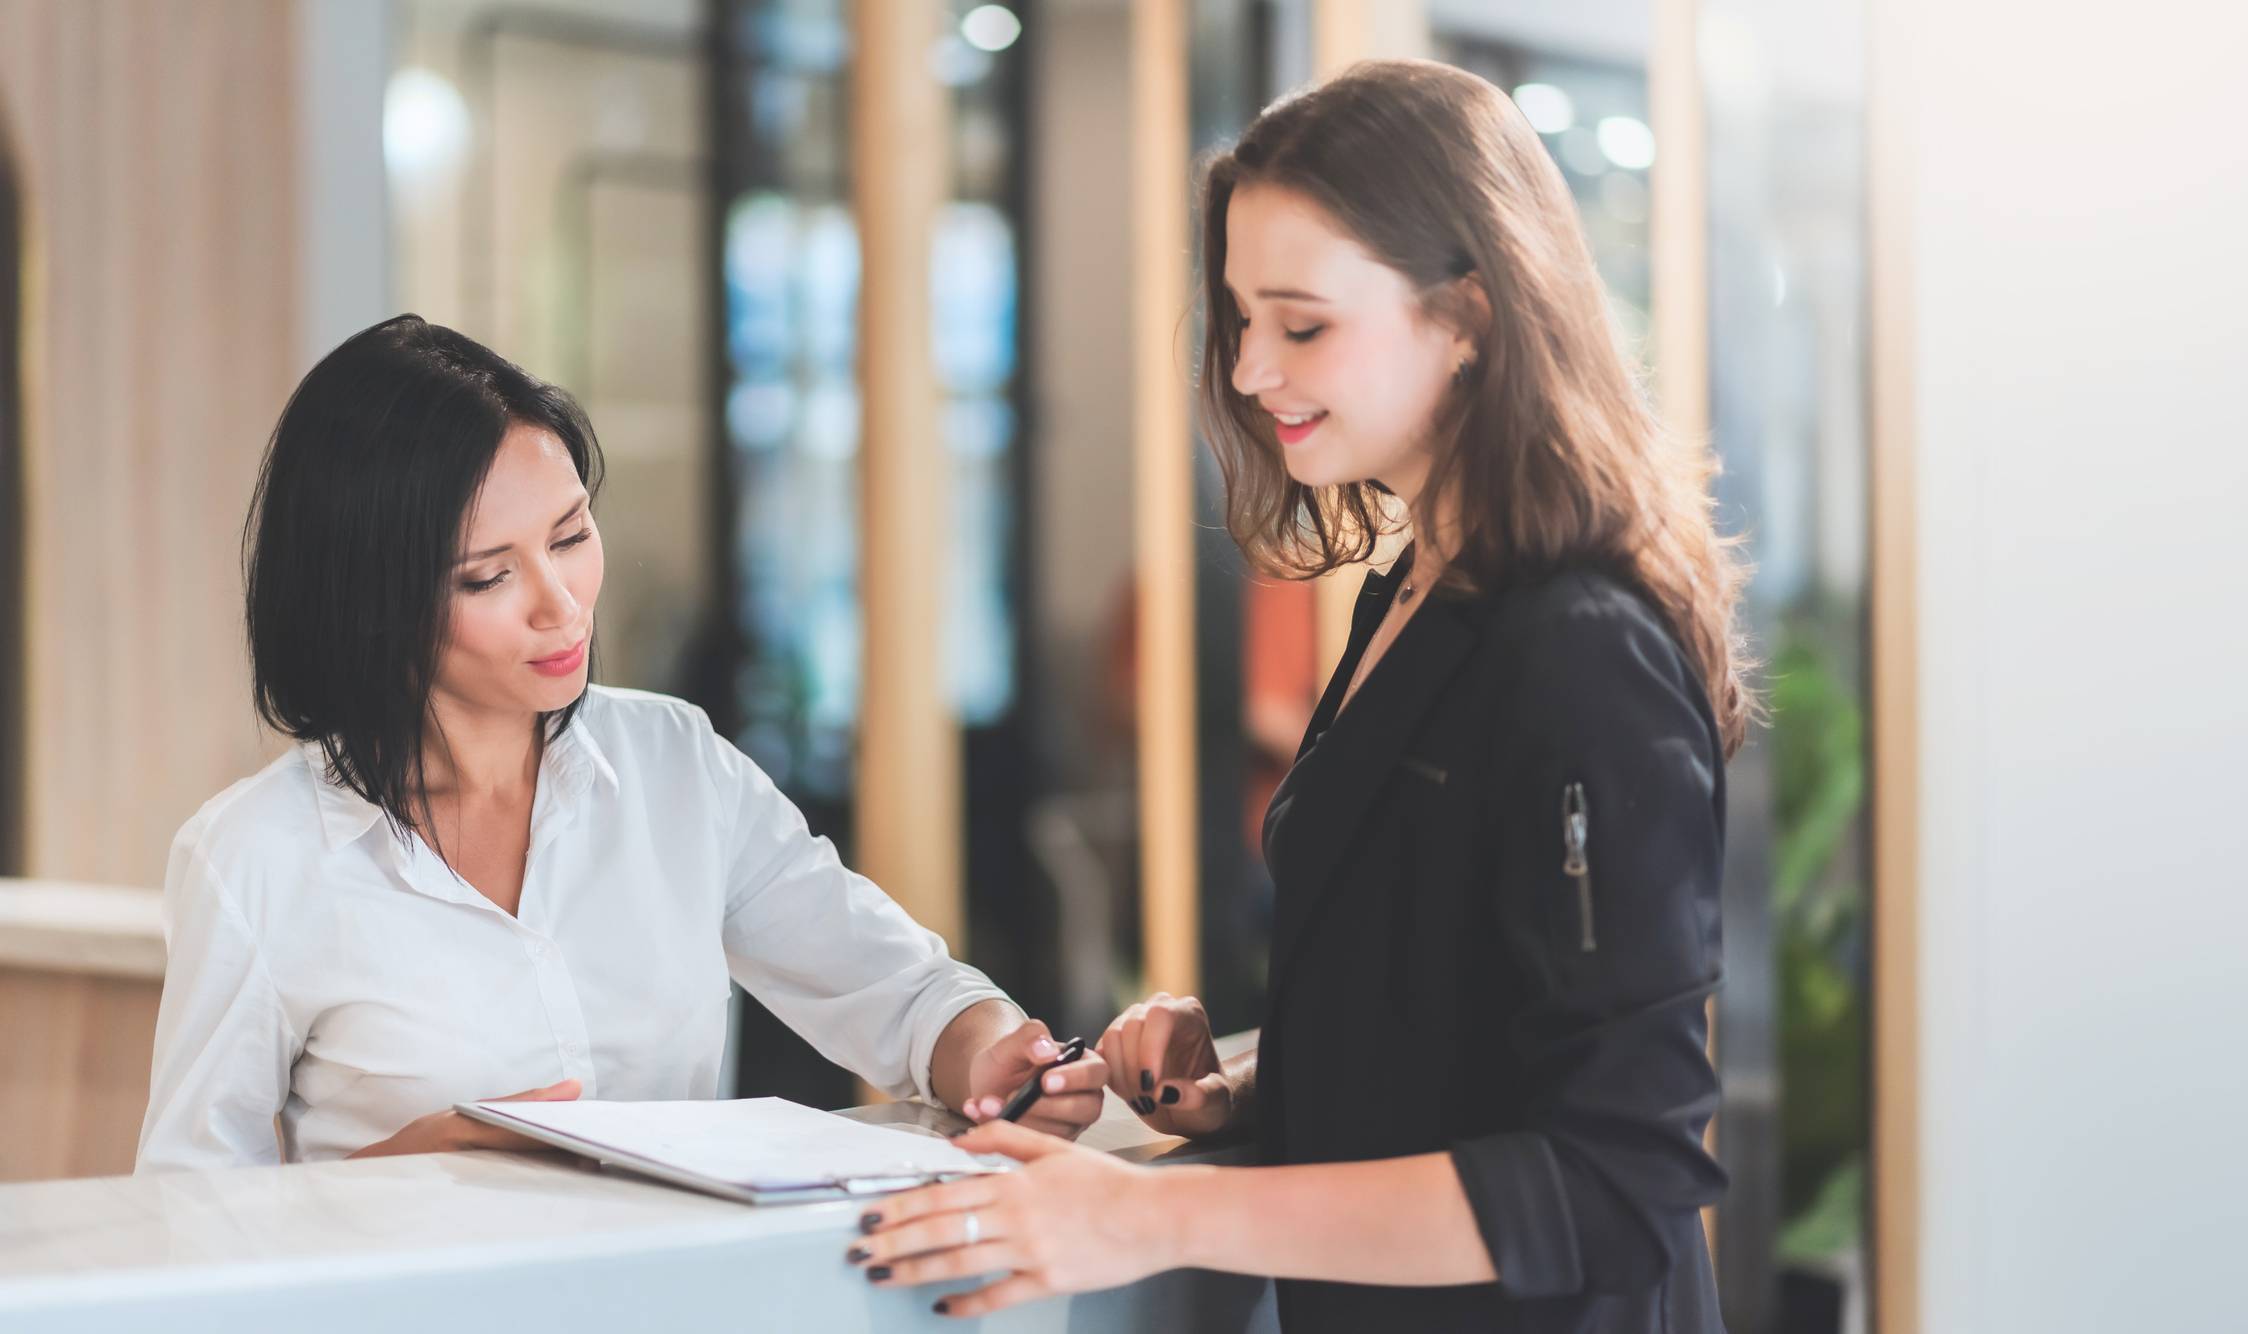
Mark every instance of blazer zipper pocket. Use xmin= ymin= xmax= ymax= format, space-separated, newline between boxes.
xmin=1562 ymin=782 xmax=1595 ymax=952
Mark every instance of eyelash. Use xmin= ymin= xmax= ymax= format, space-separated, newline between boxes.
xmin=1236 ymin=318 xmax=1327 ymax=345
xmin=460 ymin=528 xmax=594 ymax=594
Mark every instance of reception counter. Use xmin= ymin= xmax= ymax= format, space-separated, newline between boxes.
xmin=0 ymin=878 xmax=166 ymax=1181
xmin=0 ymin=1083 xmax=1277 ymax=1332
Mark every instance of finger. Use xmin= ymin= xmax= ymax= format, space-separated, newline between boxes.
xmin=1138 ymin=1002 xmax=1179 ymax=1098
xmin=862 ymin=1176 xmax=1001 ymax=1233
xmin=868 ymin=1241 xmax=1021 ymax=1289
xmin=1041 ymin=1050 xmax=1110 ymax=1097
xmin=853 ymin=1209 xmax=1010 ymax=1264
xmin=452 ymin=1118 xmax=562 ymax=1154
xmin=1117 ymin=1007 xmax=1150 ymax=1113
xmin=936 ymin=1274 xmax=1050 ymax=1318
xmin=1162 ymin=1068 xmax=1228 ymax=1114
xmin=950 ymin=1118 xmax=1074 ymax=1163
xmin=1017 ymin=1092 xmax=1105 ymax=1136
xmin=1096 ymin=1018 xmax=1133 ymax=1103
xmin=1007 ymin=1017 xmax=1058 ymax=1068
xmin=491 ymin=1078 xmax=581 ymax=1103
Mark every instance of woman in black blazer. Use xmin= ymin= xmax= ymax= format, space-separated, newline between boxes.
xmin=855 ymin=59 xmax=1753 ymax=1332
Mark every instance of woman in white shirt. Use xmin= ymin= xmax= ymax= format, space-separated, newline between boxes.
xmin=136 ymin=314 xmax=1106 ymax=1171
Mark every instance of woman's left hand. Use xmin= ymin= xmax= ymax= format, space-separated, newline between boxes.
xmin=848 ymin=1119 xmax=1177 ymax=1317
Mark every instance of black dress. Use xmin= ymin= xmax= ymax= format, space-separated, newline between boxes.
xmin=1256 ymin=551 xmax=1729 ymax=1333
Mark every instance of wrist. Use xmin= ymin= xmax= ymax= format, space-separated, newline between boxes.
xmin=1138 ymin=1165 xmax=1221 ymax=1271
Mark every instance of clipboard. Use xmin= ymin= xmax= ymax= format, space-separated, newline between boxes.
xmin=455 ymin=1096 xmax=1011 ymax=1207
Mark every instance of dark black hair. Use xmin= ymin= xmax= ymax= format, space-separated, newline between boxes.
xmin=244 ymin=314 xmax=605 ymax=841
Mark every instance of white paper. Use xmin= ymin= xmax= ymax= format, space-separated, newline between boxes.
xmin=464 ymin=1097 xmax=998 ymax=1191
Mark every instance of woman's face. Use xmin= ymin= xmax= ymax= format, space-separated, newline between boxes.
xmin=432 ymin=421 xmax=603 ymax=723
xmin=1224 ymin=182 xmax=1474 ymax=502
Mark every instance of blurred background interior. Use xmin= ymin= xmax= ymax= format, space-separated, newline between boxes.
xmin=3 ymin=3 xmax=2243 ymax=1333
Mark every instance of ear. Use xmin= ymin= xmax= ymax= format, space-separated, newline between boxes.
xmin=1445 ymin=272 xmax=1492 ymax=367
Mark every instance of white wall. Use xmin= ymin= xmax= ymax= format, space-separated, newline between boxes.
xmin=298 ymin=0 xmax=393 ymax=369
xmin=1904 ymin=3 xmax=2248 ymax=1330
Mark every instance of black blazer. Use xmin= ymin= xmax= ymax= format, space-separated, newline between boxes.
xmin=1256 ymin=553 xmax=1728 ymax=1334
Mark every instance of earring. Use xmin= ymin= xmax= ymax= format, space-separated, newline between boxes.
xmin=1453 ymin=355 xmax=1476 ymax=384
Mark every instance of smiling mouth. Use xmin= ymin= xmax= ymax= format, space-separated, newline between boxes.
xmin=1269 ymin=409 xmax=1328 ymax=445
xmin=531 ymin=637 xmax=588 ymax=669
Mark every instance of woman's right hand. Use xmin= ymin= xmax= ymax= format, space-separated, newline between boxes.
xmin=1097 ymin=994 xmax=1233 ymax=1139
xmin=347 ymin=1078 xmax=582 ymax=1159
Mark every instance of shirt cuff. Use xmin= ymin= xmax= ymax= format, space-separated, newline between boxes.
xmin=903 ymin=980 xmax=1016 ymax=1105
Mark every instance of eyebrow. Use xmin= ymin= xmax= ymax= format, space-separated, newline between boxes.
xmin=458 ymin=498 xmax=586 ymax=564
xmin=1224 ymin=282 xmax=1331 ymax=306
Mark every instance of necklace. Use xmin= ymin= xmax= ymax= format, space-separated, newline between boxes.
xmin=1398 ymin=579 xmax=1418 ymax=605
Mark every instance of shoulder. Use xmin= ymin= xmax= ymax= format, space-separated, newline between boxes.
xmin=575 ymin=683 xmax=718 ymax=745
xmin=1478 ymin=566 xmax=1713 ymax=737
xmin=570 ymin=684 xmax=748 ymax=793
xmin=166 ymin=747 xmax=328 ymax=909
xmin=1494 ymin=565 xmax=1671 ymax=642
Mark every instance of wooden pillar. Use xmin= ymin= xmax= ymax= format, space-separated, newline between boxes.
xmin=1133 ymin=0 xmax=1197 ymax=999
xmin=1649 ymin=0 xmax=1716 ymax=1257
xmin=1868 ymin=0 xmax=1922 ymax=1324
xmin=853 ymin=0 xmax=962 ymax=950
xmin=1307 ymin=0 xmax=1426 ymax=683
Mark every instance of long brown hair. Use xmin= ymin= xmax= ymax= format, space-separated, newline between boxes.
xmin=1197 ymin=59 xmax=1755 ymax=755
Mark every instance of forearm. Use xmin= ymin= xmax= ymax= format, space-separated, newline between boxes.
xmin=928 ymin=997 xmax=1023 ymax=1113
xmin=1155 ymin=1153 xmax=1496 ymax=1287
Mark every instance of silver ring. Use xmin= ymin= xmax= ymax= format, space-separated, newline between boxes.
xmin=963 ymin=1210 xmax=981 ymax=1247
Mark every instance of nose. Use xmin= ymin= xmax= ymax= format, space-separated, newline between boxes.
xmin=526 ymin=553 xmax=581 ymax=633
xmin=1231 ymin=326 xmax=1283 ymax=399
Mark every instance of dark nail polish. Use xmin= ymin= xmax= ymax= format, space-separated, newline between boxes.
xmin=934 ymin=1299 xmax=952 ymax=1315
xmin=1137 ymin=1096 xmax=1156 ymax=1114
xmin=859 ymin=1212 xmax=881 ymax=1234
xmin=846 ymin=1246 xmax=871 ymax=1264
xmin=868 ymin=1265 xmax=893 ymax=1282
xmin=1161 ymin=1085 xmax=1180 ymax=1105
xmin=1139 ymin=1070 xmax=1153 ymax=1092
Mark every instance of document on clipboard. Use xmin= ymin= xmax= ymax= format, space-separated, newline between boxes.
xmin=455 ymin=1095 xmax=1009 ymax=1206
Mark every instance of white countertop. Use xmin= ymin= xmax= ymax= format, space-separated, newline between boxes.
xmin=0 ymin=879 xmax=165 ymax=979
xmin=0 ymin=1088 xmax=1271 ymax=1333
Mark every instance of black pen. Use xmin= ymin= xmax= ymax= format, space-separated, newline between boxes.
xmin=996 ymin=1036 xmax=1089 ymax=1123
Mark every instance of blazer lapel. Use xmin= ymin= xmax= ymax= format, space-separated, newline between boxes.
xmin=1264 ymin=589 xmax=1481 ymax=1006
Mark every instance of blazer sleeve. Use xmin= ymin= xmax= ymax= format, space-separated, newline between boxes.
xmin=1448 ymin=583 xmax=1729 ymax=1297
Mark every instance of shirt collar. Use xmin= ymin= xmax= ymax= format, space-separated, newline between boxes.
xmin=303 ymin=713 xmax=620 ymax=854
xmin=305 ymin=743 xmax=388 ymax=852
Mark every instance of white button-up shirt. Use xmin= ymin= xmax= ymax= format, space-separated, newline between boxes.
xmin=136 ymin=686 xmax=1009 ymax=1172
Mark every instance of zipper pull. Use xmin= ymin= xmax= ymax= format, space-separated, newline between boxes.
xmin=1562 ymin=782 xmax=1595 ymax=952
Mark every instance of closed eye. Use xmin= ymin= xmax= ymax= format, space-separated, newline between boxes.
xmin=461 ymin=529 xmax=593 ymax=593
xmin=1284 ymin=324 xmax=1326 ymax=344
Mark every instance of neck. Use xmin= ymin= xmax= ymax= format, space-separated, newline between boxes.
xmin=1378 ymin=460 xmax=1462 ymax=576
xmin=420 ymin=696 xmax=543 ymax=803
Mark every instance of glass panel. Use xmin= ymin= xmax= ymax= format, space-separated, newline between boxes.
xmin=1018 ymin=0 xmax=1142 ymax=1037
xmin=1187 ymin=0 xmax=1294 ymax=1043
xmin=712 ymin=0 xmax=1039 ymax=1083
xmin=1702 ymin=2 xmax=1873 ymax=1330
xmin=389 ymin=1 xmax=714 ymax=705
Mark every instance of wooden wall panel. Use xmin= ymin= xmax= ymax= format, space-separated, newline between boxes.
xmin=0 ymin=968 xmax=159 ymax=1181
xmin=0 ymin=0 xmax=299 ymax=888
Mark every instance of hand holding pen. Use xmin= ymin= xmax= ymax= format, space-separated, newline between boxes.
xmin=959 ymin=1024 xmax=1109 ymax=1141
